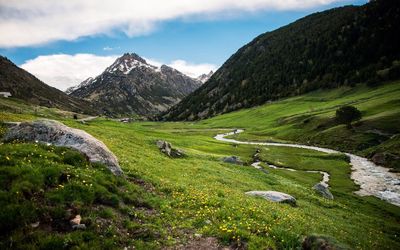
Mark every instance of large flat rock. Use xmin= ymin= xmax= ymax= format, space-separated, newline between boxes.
xmin=245 ymin=191 xmax=297 ymax=206
xmin=3 ymin=119 xmax=123 ymax=175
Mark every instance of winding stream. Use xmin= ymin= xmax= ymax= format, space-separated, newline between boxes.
xmin=215 ymin=129 xmax=400 ymax=206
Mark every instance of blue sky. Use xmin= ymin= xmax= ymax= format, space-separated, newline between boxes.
xmin=0 ymin=0 xmax=367 ymax=90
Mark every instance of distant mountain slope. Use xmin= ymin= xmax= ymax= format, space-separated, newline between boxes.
xmin=196 ymin=71 xmax=214 ymax=83
xmin=68 ymin=53 xmax=202 ymax=117
xmin=164 ymin=0 xmax=400 ymax=120
xmin=0 ymin=56 xmax=94 ymax=114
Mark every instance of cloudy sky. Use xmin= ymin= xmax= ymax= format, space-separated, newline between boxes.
xmin=0 ymin=0 xmax=366 ymax=91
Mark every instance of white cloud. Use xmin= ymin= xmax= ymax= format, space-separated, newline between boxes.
xmin=144 ymin=58 xmax=217 ymax=77
xmin=0 ymin=0 xmax=343 ymax=48
xmin=20 ymin=53 xmax=218 ymax=91
xmin=20 ymin=54 xmax=118 ymax=91
xmin=168 ymin=60 xmax=216 ymax=78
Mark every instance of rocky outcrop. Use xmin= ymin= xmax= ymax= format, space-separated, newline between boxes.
xmin=313 ymin=183 xmax=334 ymax=200
xmin=245 ymin=191 xmax=297 ymax=206
xmin=2 ymin=119 xmax=123 ymax=175
xmin=302 ymin=235 xmax=348 ymax=250
xmin=222 ymin=156 xmax=243 ymax=165
xmin=156 ymin=140 xmax=185 ymax=158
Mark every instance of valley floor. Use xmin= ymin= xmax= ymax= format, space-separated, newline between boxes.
xmin=0 ymin=81 xmax=399 ymax=249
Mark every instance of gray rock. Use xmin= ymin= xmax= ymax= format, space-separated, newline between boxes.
xmin=245 ymin=191 xmax=297 ymax=206
xmin=302 ymin=235 xmax=348 ymax=250
xmin=2 ymin=119 xmax=123 ymax=175
xmin=222 ymin=156 xmax=243 ymax=165
xmin=156 ymin=140 xmax=185 ymax=158
xmin=72 ymin=224 xmax=87 ymax=230
xmin=313 ymin=183 xmax=334 ymax=200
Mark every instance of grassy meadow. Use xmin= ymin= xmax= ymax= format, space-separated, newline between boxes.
xmin=0 ymin=81 xmax=399 ymax=249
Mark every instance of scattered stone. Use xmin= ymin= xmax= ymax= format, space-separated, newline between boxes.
xmin=119 ymin=118 xmax=132 ymax=123
xmin=194 ymin=233 xmax=202 ymax=239
xmin=156 ymin=140 xmax=185 ymax=158
xmin=70 ymin=215 xmax=81 ymax=226
xmin=313 ymin=183 xmax=334 ymax=200
xmin=72 ymin=224 xmax=87 ymax=230
xmin=2 ymin=119 xmax=123 ymax=175
xmin=30 ymin=221 xmax=40 ymax=228
xmin=245 ymin=191 xmax=297 ymax=206
xmin=222 ymin=156 xmax=243 ymax=165
xmin=302 ymin=235 xmax=348 ymax=250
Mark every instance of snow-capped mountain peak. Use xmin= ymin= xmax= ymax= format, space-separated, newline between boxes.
xmin=105 ymin=53 xmax=157 ymax=75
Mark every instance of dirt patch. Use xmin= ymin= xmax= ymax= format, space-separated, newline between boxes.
xmin=166 ymin=236 xmax=234 ymax=250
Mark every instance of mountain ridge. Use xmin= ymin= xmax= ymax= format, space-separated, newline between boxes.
xmin=68 ymin=53 xmax=202 ymax=117
xmin=0 ymin=55 xmax=95 ymax=114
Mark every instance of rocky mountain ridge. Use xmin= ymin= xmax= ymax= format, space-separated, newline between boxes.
xmin=68 ymin=53 xmax=202 ymax=117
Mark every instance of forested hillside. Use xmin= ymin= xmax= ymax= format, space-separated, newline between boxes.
xmin=164 ymin=0 xmax=400 ymax=120
xmin=0 ymin=56 xmax=95 ymax=114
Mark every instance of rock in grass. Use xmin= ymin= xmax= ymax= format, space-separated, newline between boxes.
xmin=72 ymin=224 xmax=87 ymax=230
xmin=302 ymin=235 xmax=348 ymax=250
xmin=2 ymin=119 xmax=123 ymax=175
xmin=245 ymin=191 xmax=297 ymax=206
xmin=313 ymin=183 xmax=334 ymax=200
xmin=156 ymin=140 xmax=185 ymax=158
xmin=70 ymin=215 xmax=81 ymax=226
xmin=222 ymin=156 xmax=243 ymax=165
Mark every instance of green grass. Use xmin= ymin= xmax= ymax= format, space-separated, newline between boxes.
xmin=0 ymin=81 xmax=400 ymax=249
xmin=59 ymin=119 xmax=399 ymax=249
xmin=0 ymin=142 xmax=164 ymax=249
xmin=200 ymin=81 xmax=400 ymax=171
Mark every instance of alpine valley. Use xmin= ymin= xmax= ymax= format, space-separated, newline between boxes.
xmin=0 ymin=0 xmax=400 ymax=249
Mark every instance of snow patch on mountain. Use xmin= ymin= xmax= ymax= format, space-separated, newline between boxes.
xmin=196 ymin=71 xmax=214 ymax=83
xmin=105 ymin=53 xmax=158 ymax=75
xmin=65 ymin=77 xmax=94 ymax=94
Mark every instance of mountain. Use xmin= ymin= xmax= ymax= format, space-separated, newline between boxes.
xmin=65 ymin=77 xmax=94 ymax=95
xmin=163 ymin=0 xmax=400 ymax=121
xmin=68 ymin=53 xmax=202 ymax=117
xmin=196 ymin=71 xmax=214 ymax=83
xmin=0 ymin=56 xmax=95 ymax=114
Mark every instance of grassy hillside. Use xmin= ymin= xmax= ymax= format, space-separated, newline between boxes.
xmin=200 ymin=81 xmax=400 ymax=171
xmin=0 ymin=56 xmax=95 ymax=115
xmin=1 ymin=94 xmax=399 ymax=249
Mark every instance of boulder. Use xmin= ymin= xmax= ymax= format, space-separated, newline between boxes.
xmin=156 ymin=140 xmax=185 ymax=158
xmin=245 ymin=191 xmax=296 ymax=206
xmin=302 ymin=235 xmax=348 ymax=250
xmin=313 ymin=183 xmax=334 ymax=200
xmin=222 ymin=156 xmax=243 ymax=165
xmin=2 ymin=119 xmax=123 ymax=175
xmin=72 ymin=224 xmax=87 ymax=230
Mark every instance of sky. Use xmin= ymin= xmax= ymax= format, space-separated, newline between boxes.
xmin=0 ymin=0 xmax=367 ymax=91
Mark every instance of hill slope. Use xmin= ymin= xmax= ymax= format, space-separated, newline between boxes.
xmin=200 ymin=80 xmax=400 ymax=171
xmin=0 ymin=56 xmax=94 ymax=114
xmin=68 ymin=53 xmax=201 ymax=117
xmin=164 ymin=0 xmax=400 ymax=120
